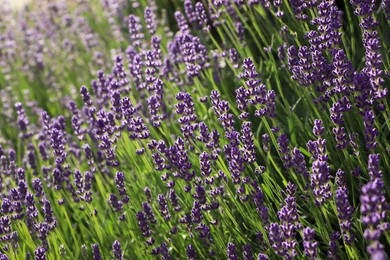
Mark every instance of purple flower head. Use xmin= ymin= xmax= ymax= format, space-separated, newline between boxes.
xmin=136 ymin=211 xmax=152 ymax=237
xmin=159 ymin=242 xmax=170 ymax=259
xmin=92 ymin=244 xmax=101 ymax=260
xmin=368 ymin=154 xmax=382 ymax=180
xmin=191 ymin=200 xmax=203 ymax=224
xmin=257 ymin=254 xmax=269 ymax=260
xmin=240 ymin=121 xmax=256 ymax=163
xmin=360 ymin=178 xmax=389 ymax=254
xmin=277 ymin=134 xmax=292 ymax=168
xmin=335 ymin=185 xmax=355 ymax=244
xmin=34 ymin=246 xmax=46 ymax=260
xmin=175 ymin=92 xmax=198 ymax=138
xmin=195 ymin=223 xmax=213 ymax=245
xmin=291 ymin=148 xmax=309 ymax=181
xmin=370 ymin=250 xmax=389 ymax=260
xmin=227 ymin=242 xmax=238 ymax=260
xmin=269 ymin=223 xmax=286 ymax=256
xmin=313 ymin=119 xmax=324 ymax=137
xmin=243 ymin=244 xmax=254 ymax=260
xmin=175 ymin=11 xmax=190 ymax=34
xmin=184 ymin=0 xmax=197 ymax=24
xmin=158 ymin=194 xmax=170 ymax=221
xmin=364 ymin=109 xmax=378 ymax=150
xmin=196 ymin=2 xmax=209 ymax=31
xmin=128 ymin=15 xmax=144 ymax=47
xmin=186 ymin=244 xmax=196 ymax=260
xmin=303 ymin=227 xmax=318 ymax=258
xmin=15 ymin=102 xmax=31 ymax=139
xmin=144 ymin=7 xmax=156 ymax=35
xmin=327 ymin=231 xmax=340 ymax=260
xmin=112 ymin=240 xmax=123 ymax=260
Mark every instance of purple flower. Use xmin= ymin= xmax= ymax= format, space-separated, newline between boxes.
xmin=278 ymin=183 xmax=301 ymax=258
xmin=184 ymin=0 xmax=197 ymax=24
xmin=240 ymin=121 xmax=256 ymax=163
xmin=269 ymin=223 xmax=286 ymax=256
xmin=34 ymin=246 xmax=46 ymax=260
xmin=158 ymin=194 xmax=170 ymax=221
xmin=186 ymin=244 xmax=196 ymax=260
xmin=137 ymin=211 xmax=152 ymax=237
xmin=159 ymin=242 xmax=170 ymax=259
xmin=144 ymin=7 xmax=156 ymax=35
xmin=128 ymin=15 xmax=144 ymax=47
xmin=195 ymin=223 xmax=213 ymax=245
xmin=277 ymin=134 xmax=293 ymax=168
xmin=168 ymin=189 xmax=181 ymax=212
xmin=251 ymin=181 xmax=269 ymax=225
xmin=112 ymin=240 xmax=123 ymax=260
xmin=175 ymin=11 xmax=190 ymax=34
xmin=237 ymin=58 xmax=276 ymax=118
xmin=175 ymin=92 xmax=198 ymax=138
xmin=360 ymin=178 xmax=389 ymax=255
xmin=235 ymin=22 xmax=245 ymax=42
xmin=110 ymin=194 xmax=123 ymax=213
xmin=195 ymin=2 xmax=209 ymax=31
xmin=15 ymin=102 xmax=31 ymax=139
xmin=142 ymin=202 xmax=157 ymax=224
xmin=243 ymin=244 xmax=254 ymax=260
xmin=191 ymin=200 xmax=203 ymax=224
xmin=115 ymin=172 xmax=130 ymax=203
xmin=313 ymin=119 xmax=324 ymax=137
xmin=92 ymin=244 xmax=101 ymax=260
xmin=335 ymin=185 xmax=355 ymax=244
xmin=227 ymin=242 xmax=238 ymax=260
xmin=363 ymin=109 xmax=378 ymax=150
xmin=368 ymin=154 xmax=382 ymax=180
xmin=303 ymin=227 xmax=318 ymax=259
xmin=370 ymin=250 xmax=389 ymax=260
xmin=291 ymin=148 xmax=309 ymax=182
xmin=257 ymin=253 xmax=269 ymax=260
xmin=327 ymin=231 xmax=340 ymax=260
xmin=199 ymin=152 xmax=211 ymax=177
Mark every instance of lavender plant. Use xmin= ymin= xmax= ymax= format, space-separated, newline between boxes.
xmin=0 ymin=0 xmax=389 ymax=259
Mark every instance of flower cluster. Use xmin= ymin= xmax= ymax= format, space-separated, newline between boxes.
xmin=0 ymin=0 xmax=389 ymax=259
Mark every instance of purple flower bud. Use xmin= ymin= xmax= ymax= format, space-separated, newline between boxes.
xmin=186 ymin=244 xmax=196 ymax=260
xmin=175 ymin=11 xmax=190 ymax=34
xmin=257 ymin=253 xmax=269 ymax=260
xmin=269 ymin=223 xmax=286 ymax=256
xmin=158 ymin=194 xmax=170 ymax=221
xmin=112 ymin=240 xmax=123 ymax=260
xmin=144 ymin=7 xmax=156 ymax=35
xmin=243 ymin=244 xmax=254 ymax=260
xmin=128 ymin=15 xmax=144 ymax=47
xmin=360 ymin=178 xmax=389 ymax=255
xmin=303 ymin=227 xmax=318 ymax=258
xmin=327 ymin=231 xmax=340 ymax=260
xmin=195 ymin=2 xmax=209 ymax=31
xmin=313 ymin=119 xmax=324 ymax=137
xmin=227 ymin=242 xmax=238 ymax=260
xmin=277 ymin=134 xmax=293 ymax=168
xmin=92 ymin=244 xmax=101 ymax=260
xmin=34 ymin=246 xmax=46 ymax=260
xmin=335 ymin=185 xmax=355 ymax=244
xmin=368 ymin=154 xmax=382 ymax=180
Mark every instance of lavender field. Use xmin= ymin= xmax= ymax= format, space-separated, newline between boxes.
xmin=0 ymin=0 xmax=389 ymax=259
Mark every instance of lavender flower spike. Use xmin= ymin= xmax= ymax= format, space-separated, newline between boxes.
xmin=303 ymin=227 xmax=318 ymax=259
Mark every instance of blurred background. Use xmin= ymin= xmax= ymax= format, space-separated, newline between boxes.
xmin=3 ymin=0 xmax=31 ymax=9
